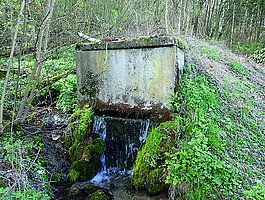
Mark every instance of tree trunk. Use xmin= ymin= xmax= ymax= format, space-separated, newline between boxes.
xmin=0 ymin=0 xmax=26 ymax=134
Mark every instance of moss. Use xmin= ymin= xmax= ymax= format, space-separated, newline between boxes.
xmin=79 ymin=71 xmax=99 ymax=98
xmin=52 ymin=173 xmax=62 ymax=182
xmin=67 ymin=107 xmax=93 ymax=144
xmin=69 ymin=159 xmax=100 ymax=181
xmin=132 ymin=121 xmax=179 ymax=192
xmin=69 ymin=168 xmax=80 ymax=182
xmin=92 ymin=138 xmax=106 ymax=155
xmin=131 ymin=127 xmax=163 ymax=189
xmin=147 ymin=168 xmax=166 ymax=195
xmin=68 ymin=140 xmax=104 ymax=181
xmin=66 ymin=107 xmax=106 ymax=182
xmin=65 ymin=130 xmax=73 ymax=147
xmin=90 ymin=189 xmax=110 ymax=200
xmin=175 ymin=38 xmax=187 ymax=49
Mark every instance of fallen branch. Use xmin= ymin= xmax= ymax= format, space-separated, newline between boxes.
xmin=77 ymin=32 xmax=101 ymax=42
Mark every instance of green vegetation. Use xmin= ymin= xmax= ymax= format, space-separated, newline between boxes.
xmin=132 ymin=120 xmax=181 ymax=194
xmin=66 ymin=107 xmax=106 ymax=182
xmin=165 ymin=75 xmax=240 ymax=199
xmin=245 ymin=183 xmax=265 ymax=200
xmin=230 ymin=41 xmax=263 ymax=55
xmin=0 ymin=132 xmax=52 ymax=199
xmin=132 ymin=127 xmax=163 ymax=190
xmin=252 ymin=48 xmax=265 ymax=64
xmin=200 ymin=46 xmax=221 ymax=61
xmin=0 ymin=46 xmax=77 ymax=198
xmin=90 ymin=189 xmax=110 ymax=200
xmin=1 ymin=0 xmax=263 ymax=196
xmin=52 ymin=74 xmax=77 ymax=113
xmin=226 ymin=61 xmax=247 ymax=75
xmin=0 ymin=188 xmax=51 ymax=200
xmin=146 ymin=168 xmax=165 ymax=195
xmin=0 ymin=46 xmax=76 ymax=115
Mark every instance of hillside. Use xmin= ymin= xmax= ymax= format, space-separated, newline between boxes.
xmin=188 ymin=38 xmax=265 ymax=198
xmin=132 ymin=37 xmax=265 ymax=199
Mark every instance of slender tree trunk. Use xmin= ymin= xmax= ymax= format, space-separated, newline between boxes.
xmin=165 ymin=0 xmax=169 ymax=34
xmin=230 ymin=2 xmax=235 ymax=45
xmin=16 ymin=0 xmax=55 ymax=124
xmin=0 ymin=0 xmax=26 ymax=134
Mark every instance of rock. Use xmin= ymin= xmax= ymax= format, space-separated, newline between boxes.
xmin=69 ymin=181 xmax=114 ymax=200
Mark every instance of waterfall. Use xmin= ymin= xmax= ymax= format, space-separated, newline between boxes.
xmin=93 ymin=116 xmax=107 ymax=172
xmin=91 ymin=116 xmax=151 ymax=185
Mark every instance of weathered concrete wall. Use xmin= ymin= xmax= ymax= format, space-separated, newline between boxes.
xmin=76 ymin=37 xmax=184 ymax=118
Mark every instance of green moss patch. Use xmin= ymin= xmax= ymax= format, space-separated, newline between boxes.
xmin=131 ymin=121 xmax=179 ymax=194
xmin=65 ymin=107 xmax=106 ymax=182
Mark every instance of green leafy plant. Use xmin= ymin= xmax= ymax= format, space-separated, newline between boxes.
xmin=200 ymin=47 xmax=221 ymax=61
xmin=226 ymin=61 xmax=247 ymax=75
xmin=245 ymin=183 xmax=265 ymax=200
xmin=165 ymin=74 xmax=242 ymax=199
xmin=0 ymin=188 xmax=51 ymax=200
xmin=52 ymin=74 xmax=77 ymax=113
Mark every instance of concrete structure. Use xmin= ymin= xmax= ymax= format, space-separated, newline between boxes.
xmin=76 ymin=36 xmax=185 ymax=119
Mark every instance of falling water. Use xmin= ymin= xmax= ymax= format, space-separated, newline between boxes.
xmin=90 ymin=116 xmax=151 ymax=185
xmin=93 ymin=117 xmax=107 ymax=172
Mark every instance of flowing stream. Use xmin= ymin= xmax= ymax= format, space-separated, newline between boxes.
xmin=90 ymin=116 xmax=151 ymax=188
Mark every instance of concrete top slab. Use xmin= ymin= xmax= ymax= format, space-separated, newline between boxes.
xmin=76 ymin=36 xmax=184 ymax=51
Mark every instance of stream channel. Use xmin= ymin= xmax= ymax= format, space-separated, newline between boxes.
xmin=43 ymin=112 xmax=168 ymax=199
xmin=88 ymin=115 xmax=167 ymax=199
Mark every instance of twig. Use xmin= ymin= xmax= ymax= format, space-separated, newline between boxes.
xmin=1 ymin=147 xmax=41 ymax=198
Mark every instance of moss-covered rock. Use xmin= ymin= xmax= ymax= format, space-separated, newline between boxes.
xmin=147 ymin=168 xmax=166 ymax=195
xmin=65 ymin=107 xmax=93 ymax=148
xmin=132 ymin=121 xmax=180 ymax=193
xmin=90 ymin=189 xmax=110 ymax=200
xmin=131 ymin=127 xmax=163 ymax=189
xmin=65 ymin=107 xmax=106 ymax=182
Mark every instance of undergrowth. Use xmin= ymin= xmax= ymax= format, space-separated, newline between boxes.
xmin=0 ymin=46 xmax=76 ymax=199
xmin=0 ymin=46 xmax=76 ymax=114
xmin=0 ymin=132 xmax=52 ymax=199
xmin=165 ymin=74 xmax=241 ymax=199
xmin=164 ymin=39 xmax=264 ymax=199
xmin=52 ymin=74 xmax=77 ymax=113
